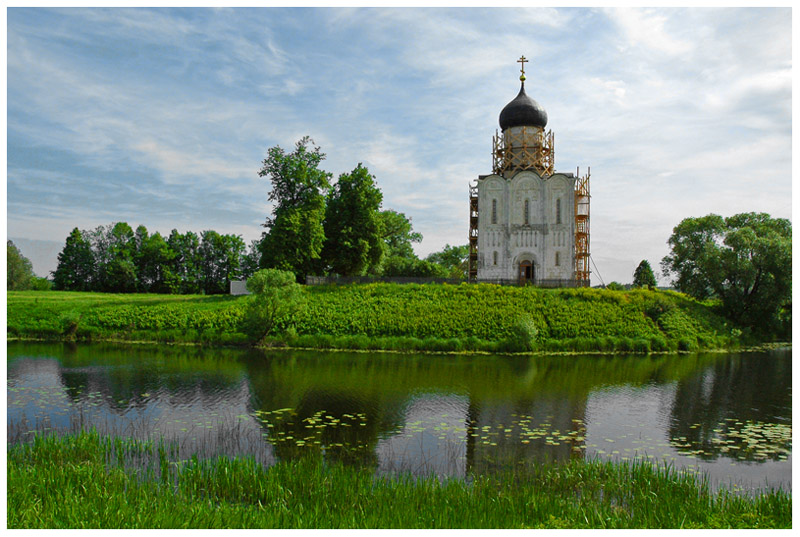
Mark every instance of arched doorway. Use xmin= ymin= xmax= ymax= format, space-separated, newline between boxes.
xmin=519 ymin=260 xmax=535 ymax=285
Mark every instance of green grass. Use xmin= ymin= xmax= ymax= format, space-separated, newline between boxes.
xmin=7 ymin=285 xmax=753 ymax=353
xmin=7 ymin=431 xmax=791 ymax=529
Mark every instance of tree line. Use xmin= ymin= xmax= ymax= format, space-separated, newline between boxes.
xmin=52 ymin=223 xmax=261 ymax=294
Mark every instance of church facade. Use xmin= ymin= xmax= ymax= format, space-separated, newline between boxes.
xmin=468 ymin=58 xmax=590 ymax=286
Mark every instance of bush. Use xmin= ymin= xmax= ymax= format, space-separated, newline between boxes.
xmin=503 ymin=315 xmax=539 ymax=352
xmin=242 ymin=269 xmax=305 ymax=344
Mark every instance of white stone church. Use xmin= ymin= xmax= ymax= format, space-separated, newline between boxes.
xmin=468 ymin=57 xmax=590 ymax=286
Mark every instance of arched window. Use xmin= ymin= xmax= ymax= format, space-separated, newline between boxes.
xmin=524 ymin=199 xmax=529 ymax=225
xmin=493 ymin=251 xmax=498 ymax=265
xmin=491 ymin=199 xmax=497 ymax=224
xmin=556 ymin=198 xmax=562 ymax=224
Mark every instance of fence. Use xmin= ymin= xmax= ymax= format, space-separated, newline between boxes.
xmin=304 ymin=276 xmax=589 ymax=288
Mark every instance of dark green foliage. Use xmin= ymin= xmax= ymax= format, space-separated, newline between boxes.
xmin=258 ymin=137 xmax=331 ymax=279
xmin=8 ymin=432 xmax=791 ymax=529
xmin=323 ymin=163 xmax=384 ymax=276
xmin=379 ymin=209 xmax=422 ymax=260
xmin=53 ymin=224 xmax=248 ymax=295
xmin=7 ymin=240 xmax=36 ymax=290
xmin=661 ymin=213 xmax=791 ymax=337
xmin=52 ymin=229 xmax=96 ymax=291
xmin=242 ymin=269 xmax=305 ymax=343
xmin=633 ymin=260 xmax=657 ymax=289
xmin=606 ymin=282 xmax=625 ymax=291
xmin=425 ymin=244 xmax=469 ymax=279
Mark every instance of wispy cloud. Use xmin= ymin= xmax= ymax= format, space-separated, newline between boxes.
xmin=6 ymin=7 xmax=791 ymax=285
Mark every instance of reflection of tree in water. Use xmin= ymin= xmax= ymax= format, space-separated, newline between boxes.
xmin=667 ymin=351 xmax=791 ymax=462
xmin=260 ymin=390 xmax=386 ymax=467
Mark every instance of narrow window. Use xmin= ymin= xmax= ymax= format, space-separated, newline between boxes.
xmin=493 ymin=251 xmax=498 ymax=265
xmin=556 ymin=198 xmax=561 ymax=224
xmin=492 ymin=199 xmax=497 ymax=224
xmin=555 ymin=251 xmax=560 ymax=266
xmin=524 ymin=199 xmax=529 ymax=225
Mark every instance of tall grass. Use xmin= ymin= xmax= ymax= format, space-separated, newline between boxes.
xmin=7 ymin=286 xmax=751 ymax=353
xmin=7 ymin=431 xmax=791 ymax=529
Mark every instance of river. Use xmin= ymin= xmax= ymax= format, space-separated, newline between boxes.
xmin=6 ymin=341 xmax=791 ymax=493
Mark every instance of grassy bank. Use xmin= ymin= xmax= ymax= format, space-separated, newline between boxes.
xmin=7 ymin=431 xmax=790 ymax=529
xmin=7 ymin=284 xmax=754 ymax=353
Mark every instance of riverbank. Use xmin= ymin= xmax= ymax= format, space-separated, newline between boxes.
xmin=6 ymin=285 xmax=765 ymax=353
xmin=7 ymin=431 xmax=791 ymax=529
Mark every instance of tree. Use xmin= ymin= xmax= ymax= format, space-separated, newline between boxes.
xmin=137 ymin=231 xmax=177 ymax=293
xmin=258 ymin=137 xmax=331 ymax=280
xmin=379 ymin=209 xmax=422 ymax=260
xmin=632 ymin=260 xmax=657 ymax=289
xmin=323 ymin=163 xmax=384 ymax=276
xmin=52 ymin=229 xmax=96 ymax=291
xmin=240 ymin=239 xmax=263 ymax=280
xmin=167 ymin=230 xmax=202 ymax=294
xmin=242 ymin=269 xmax=305 ymax=343
xmin=425 ymin=244 xmax=469 ymax=279
xmin=661 ymin=212 xmax=791 ymax=335
xmin=7 ymin=240 xmax=35 ymax=290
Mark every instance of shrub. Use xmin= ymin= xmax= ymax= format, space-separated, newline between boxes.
xmin=242 ymin=269 xmax=305 ymax=344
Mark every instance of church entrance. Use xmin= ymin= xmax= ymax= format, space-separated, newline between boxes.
xmin=519 ymin=261 xmax=534 ymax=285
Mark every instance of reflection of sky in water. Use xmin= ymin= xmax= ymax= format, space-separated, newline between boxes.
xmin=584 ymin=383 xmax=792 ymax=492
xmin=7 ymin=357 xmax=275 ymax=465
xmin=376 ymin=393 xmax=468 ymax=478
xmin=7 ymin=345 xmax=792 ymax=493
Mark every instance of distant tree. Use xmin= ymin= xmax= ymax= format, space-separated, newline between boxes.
xmin=380 ymin=257 xmax=449 ymax=278
xmin=425 ymin=244 xmax=469 ymax=280
xmin=52 ymin=228 xmax=96 ymax=291
xmin=137 ymin=231 xmax=176 ymax=293
xmin=661 ymin=212 xmax=791 ymax=336
xmin=7 ymin=240 xmax=35 ymax=290
xmin=167 ymin=230 xmax=202 ymax=294
xmin=606 ymin=281 xmax=625 ymax=291
xmin=323 ymin=163 xmax=384 ymax=276
xmin=199 ymin=231 xmax=246 ymax=294
xmin=242 ymin=269 xmax=305 ymax=343
xmin=258 ymin=137 xmax=331 ymax=280
xmin=379 ymin=209 xmax=422 ymax=260
xmin=238 ymin=238 xmax=261 ymax=280
xmin=632 ymin=260 xmax=657 ymax=289
xmin=99 ymin=222 xmax=138 ymax=293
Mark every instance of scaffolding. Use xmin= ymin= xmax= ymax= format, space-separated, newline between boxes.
xmin=492 ymin=127 xmax=555 ymax=176
xmin=468 ymin=182 xmax=478 ymax=282
xmin=574 ymin=168 xmax=591 ymax=284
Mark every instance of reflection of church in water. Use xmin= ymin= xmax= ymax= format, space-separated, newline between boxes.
xmin=469 ymin=57 xmax=591 ymax=286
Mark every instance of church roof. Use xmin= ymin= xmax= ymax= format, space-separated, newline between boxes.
xmin=499 ymin=82 xmax=548 ymax=131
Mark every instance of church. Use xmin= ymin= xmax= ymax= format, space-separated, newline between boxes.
xmin=468 ymin=57 xmax=590 ymax=286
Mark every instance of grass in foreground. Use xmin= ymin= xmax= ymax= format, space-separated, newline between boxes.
xmin=7 ymin=431 xmax=791 ymax=529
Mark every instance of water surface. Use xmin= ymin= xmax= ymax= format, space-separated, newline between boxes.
xmin=7 ymin=342 xmax=791 ymax=492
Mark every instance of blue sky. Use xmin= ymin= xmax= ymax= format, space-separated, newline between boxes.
xmin=5 ymin=7 xmax=793 ymax=284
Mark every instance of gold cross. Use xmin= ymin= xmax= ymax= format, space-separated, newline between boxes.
xmin=517 ymin=55 xmax=528 ymax=81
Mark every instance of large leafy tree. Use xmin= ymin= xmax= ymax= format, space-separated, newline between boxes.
xmin=323 ymin=163 xmax=384 ymax=276
xmin=7 ymin=240 xmax=35 ymax=290
xmin=661 ymin=212 xmax=791 ymax=335
xmin=632 ymin=259 xmax=657 ymax=289
xmin=258 ymin=136 xmax=331 ymax=280
xmin=52 ymin=228 xmax=96 ymax=291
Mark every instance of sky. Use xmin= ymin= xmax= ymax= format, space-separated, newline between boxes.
xmin=4 ymin=6 xmax=793 ymax=284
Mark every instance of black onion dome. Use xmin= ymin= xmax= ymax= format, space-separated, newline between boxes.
xmin=498 ymin=83 xmax=548 ymax=131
